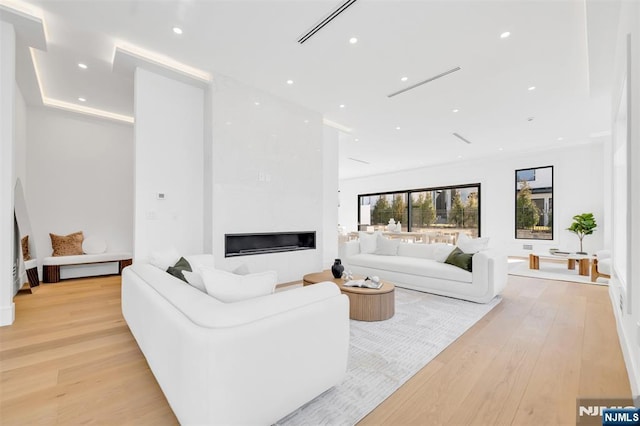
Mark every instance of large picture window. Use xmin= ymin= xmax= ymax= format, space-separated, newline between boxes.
xmin=515 ymin=166 xmax=553 ymax=240
xmin=358 ymin=183 xmax=481 ymax=237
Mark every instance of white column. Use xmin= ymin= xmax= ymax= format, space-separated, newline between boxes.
xmin=0 ymin=21 xmax=16 ymax=326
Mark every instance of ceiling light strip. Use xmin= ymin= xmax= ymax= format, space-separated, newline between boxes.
xmin=44 ymin=97 xmax=134 ymax=123
xmin=452 ymin=132 xmax=472 ymax=144
xmin=348 ymin=157 xmax=370 ymax=165
xmin=114 ymin=43 xmax=212 ymax=82
xmin=30 ymin=48 xmax=134 ymax=124
xmin=323 ymin=118 xmax=352 ymax=133
xmin=297 ymin=0 xmax=358 ymax=44
xmin=387 ymin=67 xmax=461 ymax=98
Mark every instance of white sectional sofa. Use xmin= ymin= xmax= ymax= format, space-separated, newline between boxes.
xmin=122 ymin=260 xmax=349 ymax=425
xmin=340 ymin=239 xmax=507 ymax=303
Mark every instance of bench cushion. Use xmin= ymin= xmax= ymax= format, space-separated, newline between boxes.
xmin=43 ymin=252 xmax=132 ymax=266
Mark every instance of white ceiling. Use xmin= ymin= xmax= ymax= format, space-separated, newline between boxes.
xmin=13 ymin=0 xmax=618 ymax=179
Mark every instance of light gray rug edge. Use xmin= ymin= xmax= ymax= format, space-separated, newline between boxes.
xmin=276 ymin=288 xmax=502 ymax=426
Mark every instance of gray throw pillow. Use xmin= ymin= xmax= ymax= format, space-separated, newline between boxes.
xmin=166 ymin=257 xmax=192 ymax=282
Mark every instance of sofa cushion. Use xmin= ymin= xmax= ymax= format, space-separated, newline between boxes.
xmin=347 ymin=253 xmax=472 ymax=283
xmin=444 ymin=247 xmax=474 ymax=272
xmin=167 ymin=257 xmax=192 ymax=282
xmin=374 ymin=234 xmax=399 ymax=256
xmin=396 ymin=242 xmax=454 ymax=262
xmin=201 ymin=268 xmax=277 ymax=303
xmin=150 ymin=247 xmax=181 ymax=270
xmin=50 ymin=231 xmax=84 ymax=256
xmin=598 ymin=258 xmax=612 ymax=275
xmin=457 ymin=233 xmax=489 ymax=254
xmin=359 ymin=231 xmax=379 ymax=254
xmin=183 ymin=270 xmax=207 ymax=292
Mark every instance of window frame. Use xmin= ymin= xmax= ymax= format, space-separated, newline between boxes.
xmin=357 ymin=183 xmax=482 ymax=236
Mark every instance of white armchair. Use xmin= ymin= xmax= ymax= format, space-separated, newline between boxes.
xmin=591 ymin=250 xmax=611 ymax=282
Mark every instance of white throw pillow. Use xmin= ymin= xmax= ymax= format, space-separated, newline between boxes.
xmin=183 ymin=270 xmax=207 ymax=293
xmin=149 ymin=248 xmax=181 ymax=270
xmin=457 ymin=233 xmax=489 ymax=254
xmin=359 ymin=231 xmax=379 ymax=254
xmin=374 ymin=234 xmax=399 ymax=256
xmin=82 ymin=237 xmax=107 ymax=254
xmin=434 ymin=244 xmax=456 ymax=263
xmin=200 ymin=267 xmax=277 ymax=303
xmin=184 ymin=254 xmax=215 ymax=269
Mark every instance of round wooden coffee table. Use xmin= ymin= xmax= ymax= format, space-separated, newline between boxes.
xmin=303 ymin=270 xmax=395 ymax=321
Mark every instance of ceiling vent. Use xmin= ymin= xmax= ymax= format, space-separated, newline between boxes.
xmin=452 ymin=133 xmax=473 ymax=144
xmin=348 ymin=157 xmax=370 ymax=165
xmin=297 ymin=0 xmax=359 ymax=44
xmin=388 ymin=67 xmax=461 ymax=98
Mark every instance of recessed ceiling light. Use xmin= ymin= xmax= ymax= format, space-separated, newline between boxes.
xmin=457 ymin=155 xmax=463 ymax=159
xmin=395 ymin=126 xmax=401 ymax=130
xmin=500 ymin=31 xmax=511 ymax=39
xmin=452 ymin=108 xmax=459 ymax=113
xmin=286 ymin=79 xmax=294 ymax=85
xmin=339 ymin=104 xmax=345 ymax=109
xmin=78 ymin=97 xmax=86 ymax=102
xmin=225 ymin=121 xmax=232 ymax=125
xmin=254 ymin=101 xmax=260 ymax=106
xmin=349 ymin=37 xmax=358 ymax=44
xmin=528 ymin=86 xmax=536 ymax=91
xmin=77 ymin=63 xmax=87 ymax=69
xmin=172 ymin=26 xmax=183 ymax=35
xmin=304 ymin=119 xmax=309 ymax=124
xmin=557 ymin=137 xmax=564 ymax=141
xmin=354 ymin=138 xmax=359 ymax=142
xmin=498 ymin=147 xmax=503 ymax=151
xmin=401 ymin=76 xmax=408 ymax=82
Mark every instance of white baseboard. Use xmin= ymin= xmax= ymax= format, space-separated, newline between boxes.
xmin=609 ymin=285 xmax=640 ymax=397
xmin=0 ymin=302 xmax=15 ymax=326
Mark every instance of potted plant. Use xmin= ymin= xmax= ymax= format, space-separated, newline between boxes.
xmin=566 ymin=213 xmax=597 ymax=254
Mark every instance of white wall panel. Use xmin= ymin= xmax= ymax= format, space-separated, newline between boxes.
xmin=134 ymin=68 xmax=204 ymax=261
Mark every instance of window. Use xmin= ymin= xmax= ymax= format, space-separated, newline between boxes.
xmin=358 ymin=183 xmax=481 ymax=237
xmin=515 ymin=166 xmax=553 ymax=240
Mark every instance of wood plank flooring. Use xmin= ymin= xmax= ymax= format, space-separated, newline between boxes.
xmin=0 ymin=275 xmax=631 ymax=425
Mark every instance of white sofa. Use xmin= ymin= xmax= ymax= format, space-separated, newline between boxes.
xmin=121 ymin=261 xmax=350 ymax=425
xmin=340 ymin=240 xmax=507 ymax=303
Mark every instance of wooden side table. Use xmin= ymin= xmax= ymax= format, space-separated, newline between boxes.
xmin=303 ymin=270 xmax=395 ymax=321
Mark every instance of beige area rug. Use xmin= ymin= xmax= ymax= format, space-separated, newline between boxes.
xmin=276 ymin=288 xmax=501 ymax=425
xmin=508 ymin=258 xmax=609 ymax=285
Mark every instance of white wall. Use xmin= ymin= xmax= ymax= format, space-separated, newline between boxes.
xmin=134 ymin=68 xmax=204 ymax=261
xmin=339 ymin=142 xmax=605 ymax=256
xmin=0 ymin=21 xmax=16 ymax=325
xmin=26 ymin=107 xmax=134 ymax=270
xmin=322 ymin=127 xmax=339 ymax=266
xmin=608 ymin=0 xmax=640 ymax=397
xmin=14 ymin=85 xmax=26 ymax=190
xmin=210 ymin=75 xmax=328 ymax=283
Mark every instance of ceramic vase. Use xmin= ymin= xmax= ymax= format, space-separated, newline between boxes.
xmin=331 ymin=259 xmax=344 ymax=278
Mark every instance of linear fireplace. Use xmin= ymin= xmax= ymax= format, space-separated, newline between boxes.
xmin=225 ymin=231 xmax=316 ymax=257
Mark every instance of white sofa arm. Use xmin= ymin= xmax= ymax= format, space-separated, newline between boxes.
xmin=471 ymin=249 xmax=508 ymax=302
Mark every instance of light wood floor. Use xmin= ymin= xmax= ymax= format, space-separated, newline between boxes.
xmin=0 ymin=275 xmax=630 ymax=425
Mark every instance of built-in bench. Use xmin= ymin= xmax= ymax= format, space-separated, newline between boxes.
xmin=43 ymin=253 xmax=132 ymax=283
